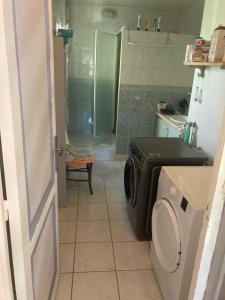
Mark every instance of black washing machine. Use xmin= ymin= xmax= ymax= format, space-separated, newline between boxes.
xmin=124 ymin=137 xmax=208 ymax=241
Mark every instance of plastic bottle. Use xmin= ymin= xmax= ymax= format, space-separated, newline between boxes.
xmin=137 ymin=15 xmax=141 ymax=31
xmin=152 ymin=18 xmax=157 ymax=32
xmin=144 ymin=18 xmax=150 ymax=31
xmin=157 ymin=17 xmax=162 ymax=32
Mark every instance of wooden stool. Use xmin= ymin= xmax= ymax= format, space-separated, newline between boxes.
xmin=66 ymin=155 xmax=94 ymax=195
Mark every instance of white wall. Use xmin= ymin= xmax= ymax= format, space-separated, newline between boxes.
xmin=187 ymin=1 xmax=225 ymax=299
xmin=201 ymin=0 xmax=225 ymax=40
xmin=188 ymin=0 xmax=225 ymax=159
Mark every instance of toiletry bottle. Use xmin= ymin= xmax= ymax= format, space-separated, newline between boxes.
xmin=157 ymin=17 xmax=161 ymax=32
xmin=137 ymin=15 xmax=141 ymax=31
xmin=153 ymin=18 xmax=157 ymax=32
xmin=144 ymin=18 xmax=150 ymax=31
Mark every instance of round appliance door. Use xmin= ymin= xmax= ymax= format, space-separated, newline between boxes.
xmin=124 ymin=157 xmax=138 ymax=207
xmin=152 ymin=198 xmax=181 ymax=273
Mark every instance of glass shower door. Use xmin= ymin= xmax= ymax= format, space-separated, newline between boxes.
xmin=94 ymin=31 xmax=118 ymax=140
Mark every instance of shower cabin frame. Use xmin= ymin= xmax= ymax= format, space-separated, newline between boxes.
xmin=93 ymin=30 xmax=118 ymax=142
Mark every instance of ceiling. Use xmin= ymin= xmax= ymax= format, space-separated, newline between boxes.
xmin=69 ymin=0 xmax=203 ymax=11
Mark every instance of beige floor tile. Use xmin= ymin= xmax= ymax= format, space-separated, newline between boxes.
xmin=105 ymin=176 xmax=124 ymax=189
xmin=108 ymin=202 xmax=129 ymax=220
xmin=59 ymin=204 xmax=77 ymax=221
xmin=79 ymin=190 xmax=106 ymax=203
xmin=117 ymin=270 xmax=162 ymax=300
xmin=76 ymin=221 xmax=111 ymax=242
xmin=110 ymin=220 xmax=137 ymax=242
xmin=59 ymin=244 xmax=75 ymax=273
xmin=113 ymin=242 xmax=152 ymax=270
xmin=106 ymin=189 xmax=126 ymax=202
xmin=121 ymin=161 xmax=126 ymax=168
xmin=114 ymin=155 xmax=127 ymax=161
xmin=72 ymin=271 xmax=119 ymax=300
xmin=67 ymin=171 xmax=80 ymax=180
xmin=102 ymin=161 xmax=123 ymax=168
xmin=79 ymin=175 xmax=105 ymax=191
xmin=94 ymin=161 xmax=123 ymax=171
xmin=67 ymin=190 xmax=79 ymax=204
xmin=67 ymin=179 xmax=80 ymax=191
xmin=93 ymin=161 xmax=123 ymax=180
xmin=78 ymin=203 xmax=108 ymax=220
xmin=59 ymin=221 xmax=76 ymax=243
xmin=94 ymin=150 xmax=116 ymax=161
xmin=74 ymin=243 xmax=115 ymax=272
xmin=55 ymin=273 xmax=73 ymax=300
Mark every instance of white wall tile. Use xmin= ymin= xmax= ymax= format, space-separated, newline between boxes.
xmin=120 ymin=29 xmax=195 ymax=87
xmin=68 ymin=63 xmax=94 ymax=79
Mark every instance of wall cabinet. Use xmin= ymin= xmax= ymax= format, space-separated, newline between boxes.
xmin=156 ymin=117 xmax=180 ymax=138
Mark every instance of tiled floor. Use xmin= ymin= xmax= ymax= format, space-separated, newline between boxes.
xmin=56 ymin=161 xmax=162 ymax=300
xmin=69 ymin=134 xmax=127 ymax=161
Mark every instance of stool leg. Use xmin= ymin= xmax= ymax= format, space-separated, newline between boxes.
xmin=87 ymin=163 xmax=93 ymax=195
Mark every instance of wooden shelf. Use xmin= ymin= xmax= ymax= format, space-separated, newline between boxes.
xmin=183 ymin=61 xmax=225 ymax=77
xmin=184 ymin=62 xmax=223 ymax=66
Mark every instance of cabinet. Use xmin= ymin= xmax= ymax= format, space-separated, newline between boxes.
xmin=156 ymin=117 xmax=180 ymax=138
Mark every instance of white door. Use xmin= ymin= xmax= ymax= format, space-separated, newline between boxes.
xmin=0 ymin=1 xmax=58 ymax=299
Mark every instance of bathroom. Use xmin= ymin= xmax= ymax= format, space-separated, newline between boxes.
xmin=53 ymin=0 xmax=205 ymax=157
xmin=2 ymin=0 xmax=225 ymax=300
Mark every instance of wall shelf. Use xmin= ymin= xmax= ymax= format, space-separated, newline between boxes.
xmin=183 ymin=61 xmax=225 ymax=77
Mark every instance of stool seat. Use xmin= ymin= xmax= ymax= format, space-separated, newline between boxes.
xmin=67 ymin=155 xmax=94 ymax=169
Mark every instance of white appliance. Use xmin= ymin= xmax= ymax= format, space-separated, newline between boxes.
xmin=151 ymin=166 xmax=212 ymax=300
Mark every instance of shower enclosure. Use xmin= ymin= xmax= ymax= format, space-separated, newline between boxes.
xmin=93 ymin=30 xmax=118 ymax=141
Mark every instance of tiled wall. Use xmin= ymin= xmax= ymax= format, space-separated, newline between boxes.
xmin=116 ymin=85 xmax=191 ymax=154
xmin=53 ymin=0 xmax=66 ymax=28
xmin=116 ymin=30 xmax=194 ymax=154
xmin=119 ymin=30 xmax=195 ymax=87
xmin=67 ymin=1 xmax=203 ymax=136
xmin=68 ymin=78 xmax=94 ymax=135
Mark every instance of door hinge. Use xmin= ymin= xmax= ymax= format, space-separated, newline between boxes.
xmin=54 ymin=136 xmax=64 ymax=173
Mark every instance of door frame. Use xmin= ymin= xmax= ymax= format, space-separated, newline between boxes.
xmin=188 ymin=112 xmax=225 ymax=300
xmin=0 ymin=165 xmax=14 ymax=300
xmin=93 ymin=30 xmax=118 ymax=141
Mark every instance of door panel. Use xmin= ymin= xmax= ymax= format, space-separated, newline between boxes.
xmin=31 ymin=200 xmax=57 ymax=300
xmin=0 ymin=0 xmax=58 ymax=299
xmin=12 ymin=0 xmax=54 ymax=235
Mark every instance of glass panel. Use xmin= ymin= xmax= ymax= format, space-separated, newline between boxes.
xmin=94 ymin=31 xmax=118 ymax=139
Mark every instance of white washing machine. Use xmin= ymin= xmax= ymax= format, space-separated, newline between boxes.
xmin=151 ymin=166 xmax=212 ymax=300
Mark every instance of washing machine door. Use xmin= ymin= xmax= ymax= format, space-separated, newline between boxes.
xmin=152 ymin=198 xmax=181 ymax=273
xmin=124 ymin=157 xmax=138 ymax=207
